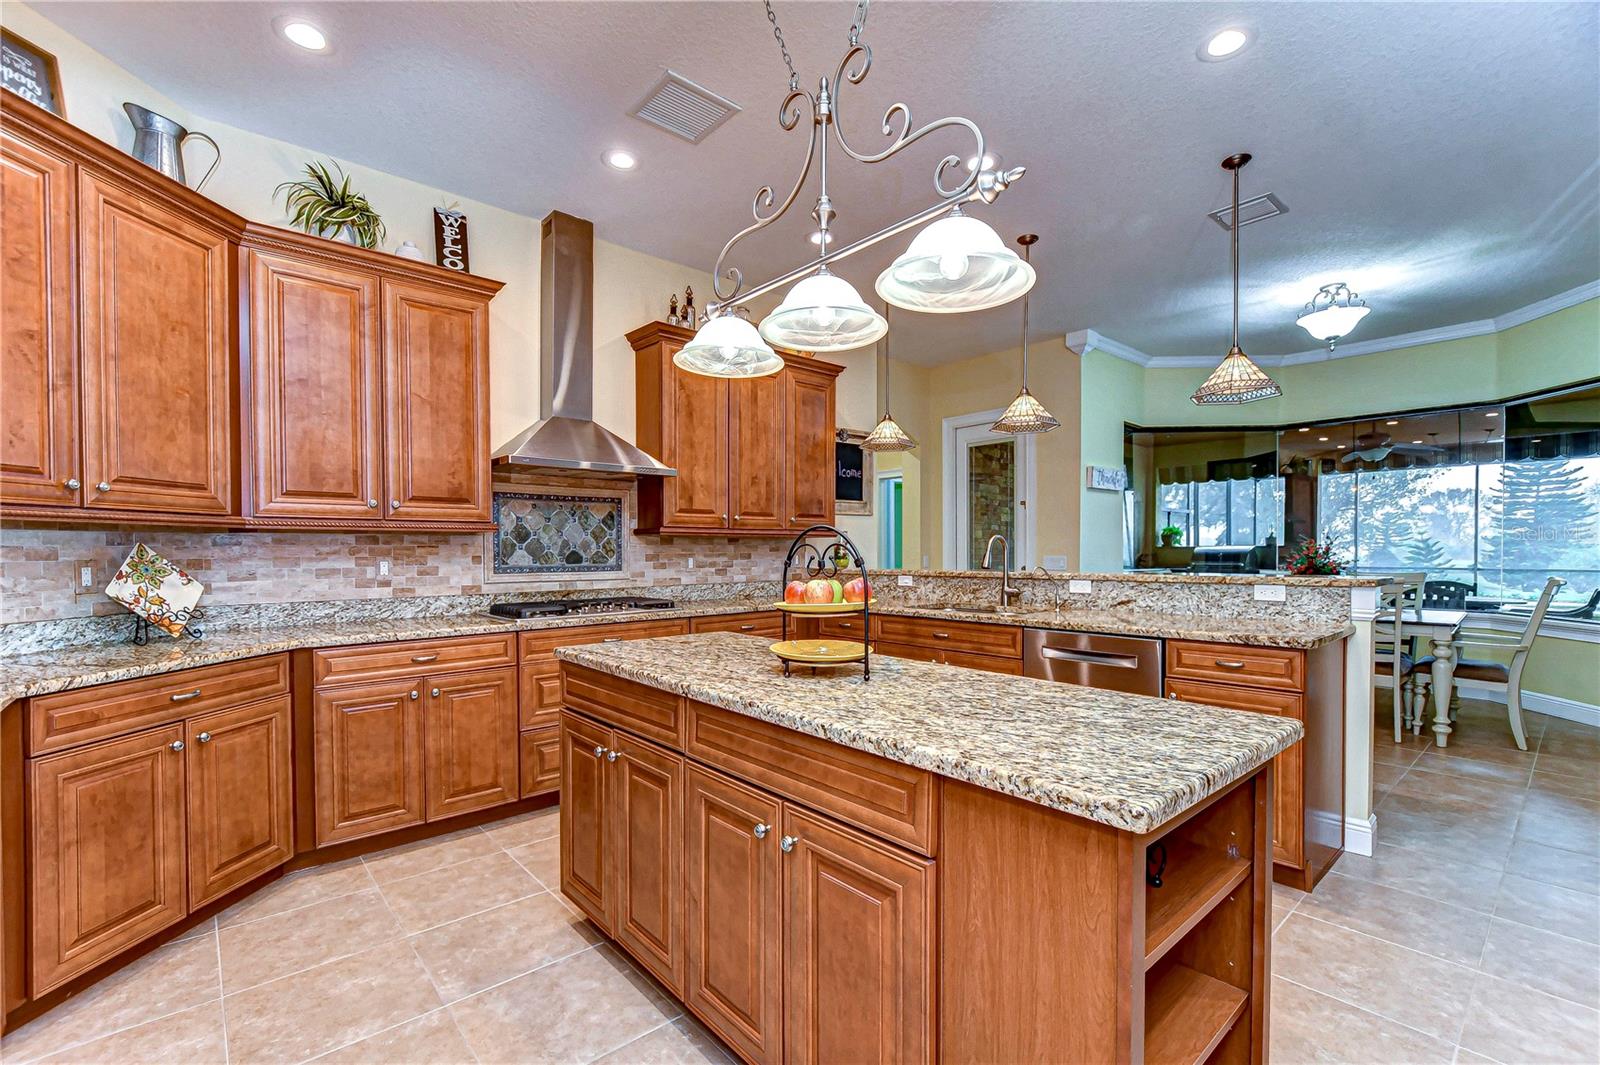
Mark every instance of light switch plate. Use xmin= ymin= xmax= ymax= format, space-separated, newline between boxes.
xmin=1068 ymin=579 xmax=1093 ymax=595
xmin=897 ymin=574 xmax=914 ymax=586
xmin=378 ymin=559 xmax=390 ymax=577
xmin=1254 ymin=584 xmax=1287 ymax=602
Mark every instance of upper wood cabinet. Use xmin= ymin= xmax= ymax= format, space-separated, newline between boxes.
xmin=629 ymin=321 xmax=843 ymax=537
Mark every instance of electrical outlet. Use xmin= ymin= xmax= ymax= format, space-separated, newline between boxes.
xmin=1254 ymin=584 xmax=1287 ymax=602
xmin=896 ymin=574 xmax=914 ymax=587
xmin=378 ymin=559 xmax=390 ymax=577
xmin=1068 ymin=579 xmax=1093 ymax=595
xmin=80 ymin=566 xmax=94 ymax=589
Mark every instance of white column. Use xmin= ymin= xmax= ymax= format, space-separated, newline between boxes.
xmin=1343 ymin=585 xmax=1378 ymax=856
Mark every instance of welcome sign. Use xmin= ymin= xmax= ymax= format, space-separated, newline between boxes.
xmin=433 ymin=207 xmax=470 ymax=272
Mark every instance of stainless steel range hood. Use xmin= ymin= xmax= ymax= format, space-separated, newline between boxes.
xmin=491 ymin=211 xmax=675 ymax=477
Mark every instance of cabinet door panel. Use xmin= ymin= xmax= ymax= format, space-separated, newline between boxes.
xmin=0 ymin=128 xmax=79 ymax=506
xmin=425 ymin=667 xmax=519 ymax=821
xmin=519 ymin=726 xmax=560 ymax=798
xmin=612 ymin=733 xmax=685 ymax=996
xmin=729 ymin=374 xmax=785 ymax=531
xmin=785 ymin=369 xmax=835 ymax=527
xmin=186 ymin=695 xmax=293 ymax=906
xmin=663 ymin=370 xmax=729 ymax=528
xmin=381 ymin=279 xmax=489 ymax=521
xmin=29 ymin=725 xmax=187 ymax=994
xmin=783 ymin=805 xmax=933 ymax=1065
xmin=559 ymin=711 xmax=612 ymax=930
xmin=246 ymin=249 xmax=380 ymax=517
xmin=685 ymin=766 xmax=783 ymax=1065
xmin=313 ymin=679 xmax=425 ymax=846
xmin=78 ymin=169 xmax=233 ymax=513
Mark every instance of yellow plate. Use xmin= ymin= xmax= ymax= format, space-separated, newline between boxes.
xmin=770 ymin=639 xmax=870 ymax=664
xmin=772 ymin=598 xmax=877 ymax=614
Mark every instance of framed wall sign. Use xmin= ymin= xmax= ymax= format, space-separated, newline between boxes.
xmin=1 ymin=29 xmax=64 ymax=118
xmin=433 ymin=207 xmax=469 ymax=272
xmin=1085 ymin=464 xmax=1129 ymax=492
xmin=835 ymin=428 xmax=873 ymax=515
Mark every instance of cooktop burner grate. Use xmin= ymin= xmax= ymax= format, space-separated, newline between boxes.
xmin=488 ymin=596 xmax=676 ymax=620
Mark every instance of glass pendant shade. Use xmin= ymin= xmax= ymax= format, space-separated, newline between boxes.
xmin=875 ymin=208 xmax=1036 ymax=313
xmin=862 ymin=413 xmax=917 ymax=452
xmin=1191 ymin=346 xmax=1283 ymax=404
xmin=674 ymin=314 xmax=784 ymax=378
xmin=759 ymin=268 xmax=888 ymax=351
xmin=990 ymin=388 xmax=1060 ymax=434
xmin=1296 ymin=284 xmax=1371 ymax=347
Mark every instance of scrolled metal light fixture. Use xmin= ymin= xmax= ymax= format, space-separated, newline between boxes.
xmin=1191 ymin=153 xmax=1283 ymax=405
xmin=679 ymin=0 xmax=1030 ymax=377
xmin=1296 ymin=282 xmax=1371 ymax=350
xmin=991 ymin=234 xmax=1060 ymax=435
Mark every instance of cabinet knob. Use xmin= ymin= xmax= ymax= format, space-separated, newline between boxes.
xmin=169 ymin=740 xmax=185 ymax=752
xmin=196 ymin=731 xmax=212 ymax=744
xmin=431 ymin=687 xmax=441 ymax=697
xmin=96 ymin=481 xmax=111 ymax=492
xmin=593 ymin=744 xmax=607 ymax=757
xmin=367 ymin=499 xmax=379 ymax=508
xmin=734 ymin=514 xmax=741 ymax=521
xmin=409 ymin=690 xmax=420 ymax=700
xmin=391 ymin=499 xmax=401 ymax=509
xmin=64 ymin=477 xmax=81 ymax=490
xmin=779 ymin=835 xmax=799 ymax=853
xmin=753 ymin=823 xmax=770 ymax=839
xmin=606 ymin=749 xmax=620 ymax=762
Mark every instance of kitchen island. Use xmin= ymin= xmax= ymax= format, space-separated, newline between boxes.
xmin=556 ymin=632 xmax=1303 ymax=1064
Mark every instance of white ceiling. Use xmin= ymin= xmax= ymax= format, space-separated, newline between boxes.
xmin=40 ymin=1 xmax=1600 ymax=366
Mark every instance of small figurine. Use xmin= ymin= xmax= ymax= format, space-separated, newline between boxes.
xmin=683 ymin=285 xmax=696 ymax=324
xmin=667 ymin=293 xmax=679 ymax=325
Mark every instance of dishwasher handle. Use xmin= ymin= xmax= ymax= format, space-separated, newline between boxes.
xmin=1038 ymin=646 xmax=1142 ymax=670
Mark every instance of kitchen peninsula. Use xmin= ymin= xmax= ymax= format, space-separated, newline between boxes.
xmin=555 ymin=632 xmax=1302 ymax=1063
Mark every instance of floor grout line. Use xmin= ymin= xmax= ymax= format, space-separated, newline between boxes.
xmin=3 ymin=998 xmax=222 ymax=1065
xmin=215 ymin=929 xmax=232 ymax=1065
xmin=1274 ymin=971 xmax=1461 ymax=1051
xmin=298 ymin=1002 xmax=457 ymax=1065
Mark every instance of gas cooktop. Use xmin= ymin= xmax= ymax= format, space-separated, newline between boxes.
xmin=487 ymin=596 xmax=676 ymax=620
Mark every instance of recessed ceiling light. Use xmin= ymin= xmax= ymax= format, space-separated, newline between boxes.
xmin=1412 ymin=440 xmax=1423 ymax=444
xmin=603 ymin=149 xmax=638 ymax=172
xmin=279 ymin=19 xmax=327 ymax=51
xmin=1318 ymin=436 xmax=1329 ymax=442
xmin=1531 ymin=438 xmax=1542 ymax=443
xmin=1297 ymin=427 xmax=1310 ymax=432
xmin=1336 ymin=444 xmax=1346 ymax=449
xmin=1386 ymin=420 xmax=1399 ymax=426
xmin=1485 ymin=411 xmax=1499 ymax=417
xmin=1198 ymin=27 xmax=1252 ymax=62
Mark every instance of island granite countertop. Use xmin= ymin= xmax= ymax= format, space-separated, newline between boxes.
xmin=557 ymin=632 xmax=1303 ymax=834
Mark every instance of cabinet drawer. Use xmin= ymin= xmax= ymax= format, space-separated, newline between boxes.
xmin=1166 ymin=678 xmax=1304 ymax=720
xmin=685 ymin=700 xmax=935 ymax=856
xmin=313 ymin=633 xmax=515 ymax=687
xmin=563 ymin=663 xmax=685 ymax=747
xmin=876 ymin=615 xmax=1022 ymax=659
xmin=28 ymin=654 xmax=290 ymax=755
xmin=875 ymin=641 xmax=1021 ymax=675
xmin=816 ymin=614 xmax=873 ymax=641
xmin=520 ymin=726 xmax=561 ymax=797
xmin=519 ymin=619 xmax=688 ymax=660
xmin=1166 ymin=640 xmax=1304 ymax=691
xmin=688 ymin=611 xmax=785 ymax=638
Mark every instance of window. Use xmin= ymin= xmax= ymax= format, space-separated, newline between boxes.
xmin=1159 ymin=477 xmax=1285 ymax=548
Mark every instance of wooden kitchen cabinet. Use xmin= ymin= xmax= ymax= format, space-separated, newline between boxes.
xmin=0 ymin=125 xmax=78 ymax=508
xmin=313 ymin=677 xmax=427 ymax=846
xmin=425 ymin=667 xmax=519 ymax=821
xmin=559 ymin=711 xmax=613 ymax=929
xmin=655 ymin=357 xmax=730 ymax=529
xmin=28 ymin=725 xmax=188 ymax=994
xmin=382 ymin=278 xmax=491 ymax=523
xmin=729 ymin=372 xmax=786 ymax=531
xmin=184 ymin=695 xmax=294 ymax=907
xmin=519 ymin=725 xmax=561 ymax=798
xmin=687 ymin=611 xmax=785 ymax=639
xmin=611 ymin=732 xmax=686 ymax=996
xmin=684 ymin=766 xmax=783 ymax=1065
xmin=784 ymin=364 xmax=837 ymax=529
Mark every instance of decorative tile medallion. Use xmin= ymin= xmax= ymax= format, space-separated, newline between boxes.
xmin=492 ymin=492 xmax=624 ymax=574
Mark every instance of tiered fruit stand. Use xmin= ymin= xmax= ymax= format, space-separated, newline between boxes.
xmin=771 ymin=523 xmax=874 ymax=680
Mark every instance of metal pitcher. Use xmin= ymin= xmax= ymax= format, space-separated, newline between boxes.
xmin=122 ymin=102 xmax=220 ymax=193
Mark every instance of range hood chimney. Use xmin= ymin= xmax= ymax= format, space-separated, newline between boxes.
xmin=491 ymin=211 xmax=676 ymax=477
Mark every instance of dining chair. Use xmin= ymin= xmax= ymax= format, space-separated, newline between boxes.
xmin=1405 ymin=576 xmax=1566 ymax=751
xmin=1373 ymin=581 xmax=1417 ymax=742
xmin=1423 ymin=579 xmax=1476 ymax=610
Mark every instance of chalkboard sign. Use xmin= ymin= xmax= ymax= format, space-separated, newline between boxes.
xmin=1 ymin=29 xmax=64 ymax=118
xmin=834 ymin=429 xmax=872 ymax=515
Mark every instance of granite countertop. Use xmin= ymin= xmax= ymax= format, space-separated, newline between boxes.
xmin=558 ymin=633 xmax=1303 ymax=834
xmin=881 ymin=603 xmax=1353 ymax=648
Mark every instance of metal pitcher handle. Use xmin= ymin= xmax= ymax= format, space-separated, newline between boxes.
xmin=181 ymin=131 xmax=220 ymax=193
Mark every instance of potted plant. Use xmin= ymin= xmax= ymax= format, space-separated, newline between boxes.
xmin=275 ymin=161 xmax=385 ymax=249
xmin=1159 ymin=524 xmax=1183 ymax=548
xmin=1285 ymin=538 xmax=1345 ymax=576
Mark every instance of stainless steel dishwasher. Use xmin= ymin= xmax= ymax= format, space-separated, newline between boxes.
xmin=1022 ymin=628 xmax=1163 ymax=695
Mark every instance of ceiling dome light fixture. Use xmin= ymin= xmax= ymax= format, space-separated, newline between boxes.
xmin=1295 ymin=283 xmax=1370 ymax=349
xmin=1192 ymin=153 xmax=1283 ymax=405
xmin=673 ymin=313 xmax=784 ymax=378
xmin=760 ymin=265 xmax=887 ymax=351
xmin=991 ymin=234 xmax=1059 ymax=434
xmin=1198 ymin=27 xmax=1252 ymax=61
xmin=682 ymin=0 xmax=1030 ymax=376
xmin=603 ymin=149 xmax=638 ymax=171
xmin=278 ymin=19 xmax=328 ymax=51
xmin=862 ymin=303 xmax=917 ymax=453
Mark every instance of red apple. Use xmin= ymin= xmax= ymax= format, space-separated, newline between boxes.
xmin=802 ymin=578 xmax=834 ymax=603
xmin=843 ymin=577 xmax=868 ymax=603
xmin=784 ymin=580 xmax=809 ymax=604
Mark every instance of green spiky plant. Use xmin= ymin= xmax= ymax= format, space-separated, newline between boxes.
xmin=275 ymin=161 xmax=385 ymax=249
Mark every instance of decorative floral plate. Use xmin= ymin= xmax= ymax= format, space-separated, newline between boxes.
xmin=105 ymin=543 xmax=204 ymax=637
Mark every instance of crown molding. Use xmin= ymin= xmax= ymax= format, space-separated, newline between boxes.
xmin=1063 ymin=279 xmax=1599 ymax=370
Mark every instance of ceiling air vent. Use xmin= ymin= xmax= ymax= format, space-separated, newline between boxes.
xmin=632 ymin=71 xmax=741 ymax=143
xmin=1208 ymin=192 xmax=1289 ymax=230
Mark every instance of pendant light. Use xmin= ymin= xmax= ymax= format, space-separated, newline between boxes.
xmin=991 ymin=234 xmax=1059 ymax=434
xmin=760 ymin=263 xmax=888 ymax=351
xmin=861 ymin=303 xmax=917 ymax=452
xmin=876 ymin=205 xmax=1037 ymax=313
xmin=1296 ymin=282 xmax=1371 ymax=350
xmin=674 ymin=313 xmax=784 ymax=378
xmin=1191 ymin=153 xmax=1283 ymax=405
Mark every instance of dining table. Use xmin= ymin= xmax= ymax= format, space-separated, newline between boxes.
xmin=1402 ymin=607 xmax=1469 ymax=746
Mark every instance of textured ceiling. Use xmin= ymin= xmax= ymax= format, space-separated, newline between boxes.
xmin=38 ymin=1 xmax=1600 ymax=366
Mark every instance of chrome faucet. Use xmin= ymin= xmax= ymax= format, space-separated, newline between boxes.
xmin=981 ymin=534 xmax=1022 ymax=608
xmin=1034 ymin=564 xmax=1064 ymax=614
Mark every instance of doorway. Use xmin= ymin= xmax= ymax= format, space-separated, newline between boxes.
xmin=943 ymin=409 xmax=1037 ymax=569
xmin=877 ymin=472 xmax=903 ymax=569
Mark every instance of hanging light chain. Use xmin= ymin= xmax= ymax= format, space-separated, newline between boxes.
xmin=764 ymin=0 xmax=800 ymax=91
xmin=849 ymin=0 xmax=871 ymax=46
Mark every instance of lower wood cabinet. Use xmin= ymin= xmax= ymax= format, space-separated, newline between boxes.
xmin=184 ymin=696 xmax=293 ymax=907
xmin=519 ymin=725 xmax=560 ymax=798
xmin=425 ymin=669 xmax=519 ymax=821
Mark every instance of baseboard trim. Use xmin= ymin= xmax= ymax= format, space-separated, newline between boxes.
xmin=1453 ymin=683 xmax=1600 ymax=728
xmin=1344 ymin=814 xmax=1376 ymax=857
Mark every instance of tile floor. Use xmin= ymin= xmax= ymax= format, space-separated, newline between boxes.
xmin=3 ymin=697 xmax=1594 ymax=1064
